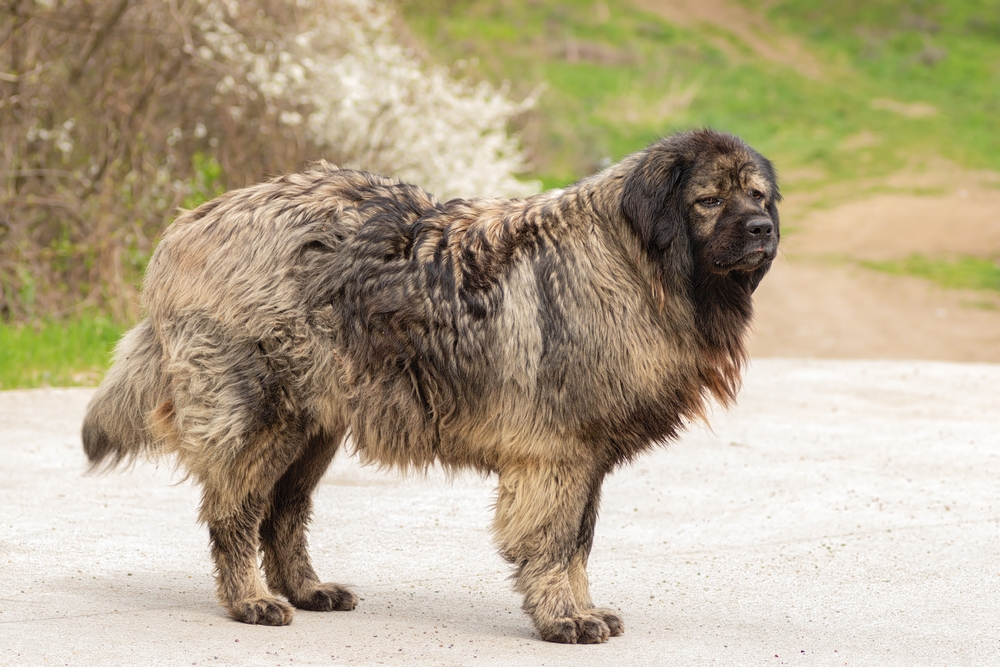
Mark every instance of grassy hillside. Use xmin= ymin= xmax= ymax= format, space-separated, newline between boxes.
xmin=399 ymin=0 xmax=1000 ymax=190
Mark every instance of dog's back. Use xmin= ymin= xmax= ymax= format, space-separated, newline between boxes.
xmin=83 ymin=163 xmax=439 ymax=472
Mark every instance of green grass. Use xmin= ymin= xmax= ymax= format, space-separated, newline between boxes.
xmin=402 ymin=0 xmax=704 ymax=185
xmin=768 ymin=0 xmax=1000 ymax=171
xmin=399 ymin=0 xmax=1000 ymax=189
xmin=862 ymin=255 xmax=1000 ymax=292
xmin=0 ymin=317 xmax=127 ymax=390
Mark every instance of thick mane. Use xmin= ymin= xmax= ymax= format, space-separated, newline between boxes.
xmin=692 ymin=266 xmax=753 ymax=409
xmin=615 ymin=130 xmax=777 ymax=417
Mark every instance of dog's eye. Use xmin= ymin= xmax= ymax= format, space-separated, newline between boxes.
xmin=698 ymin=197 xmax=723 ymax=208
xmin=751 ymin=190 xmax=765 ymax=202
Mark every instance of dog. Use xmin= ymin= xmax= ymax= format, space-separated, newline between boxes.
xmin=82 ymin=129 xmax=779 ymax=643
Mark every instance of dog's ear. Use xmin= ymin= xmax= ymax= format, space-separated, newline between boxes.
xmin=621 ymin=152 xmax=688 ymax=250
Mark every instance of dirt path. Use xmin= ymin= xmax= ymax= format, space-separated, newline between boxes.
xmin=750 ymin=174 xmax=1000 ymax=362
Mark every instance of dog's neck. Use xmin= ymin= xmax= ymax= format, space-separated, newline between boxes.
xmin=689 ymin=262 xmax=754 ymax=408
xmin=526 ymin=170 xmax=757 ymax=407
xmin=559 ymin=169 xmax=755 ymax=409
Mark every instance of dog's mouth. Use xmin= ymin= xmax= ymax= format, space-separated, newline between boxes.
xmin=746 ymin=243 xmax=777 ymax=263
xmin=714 ymin=243 xmax=777 ymax=272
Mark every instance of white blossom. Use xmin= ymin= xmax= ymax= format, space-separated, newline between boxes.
xmin=194 ymin=0 xmax=539 ymax=199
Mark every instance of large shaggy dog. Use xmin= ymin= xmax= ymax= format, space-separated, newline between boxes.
xmin=82 ymin=129 xmax=779 ymax=644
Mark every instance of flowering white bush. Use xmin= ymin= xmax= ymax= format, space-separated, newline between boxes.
xmin=195 ymin=0 xmax=540 ymax=200
xmin=1 ymin=0 xmax=538 ymax=321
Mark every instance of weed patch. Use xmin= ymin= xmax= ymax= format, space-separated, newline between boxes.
xmin=862 ymin=255 xmax=1000 ymax=292
xmin=0 ymin=317 xmax=127 ymax=389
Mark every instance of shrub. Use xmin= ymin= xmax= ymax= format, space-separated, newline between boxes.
xmin=0 ymin=0 xmax=537 ymax=322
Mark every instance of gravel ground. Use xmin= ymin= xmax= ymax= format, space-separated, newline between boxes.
xmin=2 ymin=358 xmax=999 ymax=666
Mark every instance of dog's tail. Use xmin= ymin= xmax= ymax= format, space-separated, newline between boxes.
xmin=82 ymin=319 xmax=168 ymax=471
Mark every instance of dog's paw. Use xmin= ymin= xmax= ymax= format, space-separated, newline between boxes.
xmin=230 ymin=597 xmax=295 ymax=625
xmin=588 ymin=607 xmax=624 ymax=636
xmin=538 ymin=612 xmax=613 ymax=644
xmin=290 ymin=583 xmax=357 ymax=612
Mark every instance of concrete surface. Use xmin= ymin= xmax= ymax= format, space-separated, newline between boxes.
xmin=2 ymin=359 xmax=999 ymax=666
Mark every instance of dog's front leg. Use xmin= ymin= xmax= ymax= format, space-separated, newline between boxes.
xmin=493 ymin=459 xmax=617 ymax=643
xmin=567 ymin=478 xmax=624 ymax=637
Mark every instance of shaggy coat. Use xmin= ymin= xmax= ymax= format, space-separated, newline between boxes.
xmin=82 ymin=129 xmax=780 ymax=644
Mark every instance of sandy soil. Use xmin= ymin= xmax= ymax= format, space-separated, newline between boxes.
xmin=750 ymin=175 xmax=1000 ymax=362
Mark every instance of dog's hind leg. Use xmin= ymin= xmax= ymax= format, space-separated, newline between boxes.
xmin=155 ymin=319 xmax=319 ymax=625
xmin=259 ymin=425 xmax=357 ymax=612
xmin=205 ymin=490 xmax=293 ymax=625
xmin=493 ymin=458 xmax=614 ymax=644
xmin=566 ymin=479 xmax=624 ymax=637
xmin=197 ymin=426 xmax=309 ymax=626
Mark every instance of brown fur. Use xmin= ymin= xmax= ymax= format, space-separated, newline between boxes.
xmin=82 ymin=129 xmax=779 ymax=643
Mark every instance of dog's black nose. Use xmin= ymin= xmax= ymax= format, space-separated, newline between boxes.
xmin=746 ymin=218 xmax=774 ymax=236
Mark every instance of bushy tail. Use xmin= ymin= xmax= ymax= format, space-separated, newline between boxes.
xmin=82 ymin=319 xmax=168 ymax=471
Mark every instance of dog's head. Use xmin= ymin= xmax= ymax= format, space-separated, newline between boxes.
xmin=621 ymin=129 xmax=780 ymax=292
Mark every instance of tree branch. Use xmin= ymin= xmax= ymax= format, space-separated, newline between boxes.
xmin=68 ymin=0 xmax=131 ymax=85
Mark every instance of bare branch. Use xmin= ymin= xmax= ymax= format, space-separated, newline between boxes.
xmin=68 ymin=0 xmax=132 ymax=85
